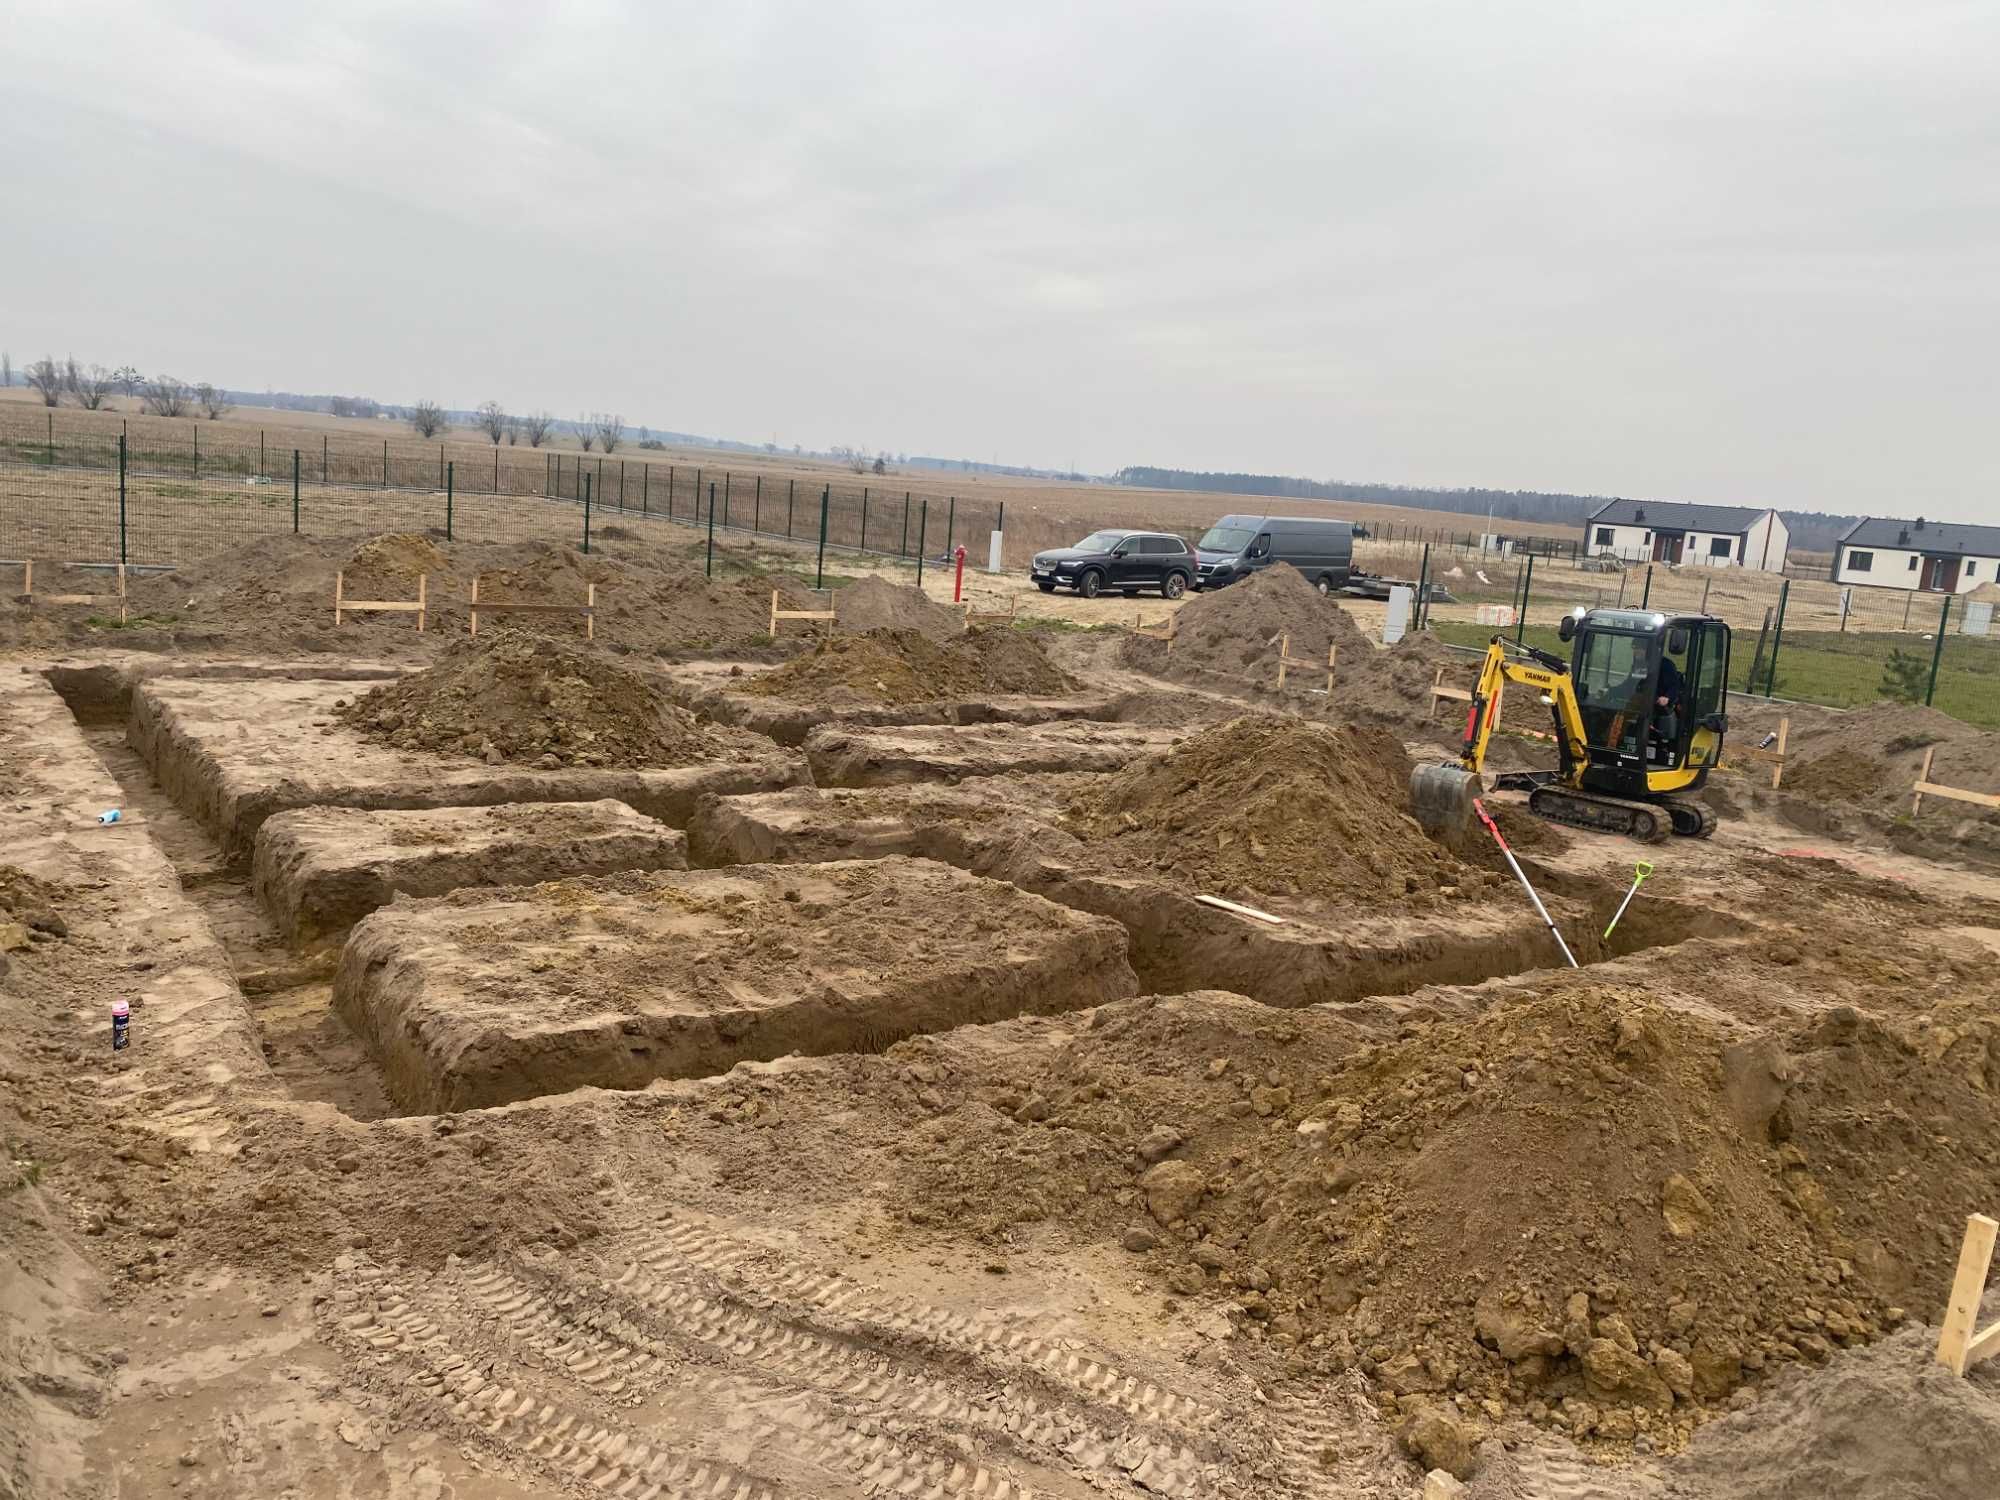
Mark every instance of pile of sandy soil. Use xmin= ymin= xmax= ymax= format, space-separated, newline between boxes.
xmin=832 ymin=576 xmax=966 ymax=640
xmin=1123 ymin=563 xmax=1373 ymax=677
xmin=337 ymin=631 xmax=730 ymax=767
xmin=1743 ymin=702 xmax=2000 ymax=818
xmin=1065 ymin=716 xmax=1463 ymax=903
xmin=897 ymin=978 xmax=2000 ymax=1447
xmin=742 ymin=626 xmax=1074 ymax=706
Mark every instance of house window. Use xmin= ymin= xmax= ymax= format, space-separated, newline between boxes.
xmin=1594 ymin=527 xmax=1613 ymax=545
xmin=1708 ymin=537 xmax=1732 ymax=557
xmin=1848 ymin=551 xmax=1873 ymax=573
xmin=1909 ymin=556 xmax=1919 ymax=571
xmin=1968 ymin=562 xmax=1978 ymax=578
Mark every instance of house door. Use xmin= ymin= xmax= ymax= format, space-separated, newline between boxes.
xmin=1652 ymin=533 xmax=1684 ymax=564
xmin=1921 ymin=556 xmax=1960 ymax=592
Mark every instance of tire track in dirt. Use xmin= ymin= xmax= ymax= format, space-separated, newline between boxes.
xmin=322 ymin=1213 xmax=1373 ymax=1498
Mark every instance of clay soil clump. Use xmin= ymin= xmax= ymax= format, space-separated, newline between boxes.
xmin=1066 ymin=715 xmax=1462 ymax=903
xmin=338 ymin=631 xmax=727 ymax=768
xmin=1126 ymin=563 xmax=1372 ymax=676
xmin=743 ymin=626 xmax=1074 ymax=707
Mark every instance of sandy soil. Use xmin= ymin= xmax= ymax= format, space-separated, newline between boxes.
xmin=7 ymin=528 xmax=2000 ymax=1500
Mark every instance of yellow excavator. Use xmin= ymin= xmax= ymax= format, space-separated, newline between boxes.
xmin=1412 ymin=607 xmax=1731 ymax=842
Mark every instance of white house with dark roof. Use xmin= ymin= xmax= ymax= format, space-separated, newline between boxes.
xmin=1834 ymin=517 xmax=2000 ymax=594
xmin=1582 ymin=499 xmax=1789 ymax=572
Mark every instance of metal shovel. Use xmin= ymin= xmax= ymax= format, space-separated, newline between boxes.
xmin=1603 ymin=861 xmax=1655 ymax=939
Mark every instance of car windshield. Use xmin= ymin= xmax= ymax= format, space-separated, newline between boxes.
xmin=1198 ymin=525 xmax=1256 ymax=552
xmin=1073 ymin=531 xmax=1126 ymax=552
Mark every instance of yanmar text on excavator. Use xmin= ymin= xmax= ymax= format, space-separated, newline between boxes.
xmin=1413 ymin=607 xmax=1731 ymax=842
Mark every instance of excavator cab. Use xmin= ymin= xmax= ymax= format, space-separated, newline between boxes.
xmin=1412 ymin=609 xmax=1730 ymax=843
xmin=1562 ymin=609 xmax=1730 ymax=800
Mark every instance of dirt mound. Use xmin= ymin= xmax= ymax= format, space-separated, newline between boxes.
xmin=344 ymin=532 xmax=445 ymax=581
xmin=1753 ymin=702 xmax=2000 ymax=820
xmin=1065 ymin=716 xmax=1462 ymax=903
xmin=743 ymin=626 xmax=1074 ymax=706
xmin=898 ymin=980 xmax=2000 ymax=1446
xmin=337 ymin=631 xmax=726 ymax=767
xmin=1126 ymin=564 xmax=1372 ymax=677
xmin=833 ymin=577 xmax=965 ymax=640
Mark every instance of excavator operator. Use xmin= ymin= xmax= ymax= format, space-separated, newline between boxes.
xmin=1653 ymin=649 xmax=1686 ymax=762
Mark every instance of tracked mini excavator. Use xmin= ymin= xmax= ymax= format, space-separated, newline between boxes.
xmin=1412 ymin=607 xmax=1731 ymax=842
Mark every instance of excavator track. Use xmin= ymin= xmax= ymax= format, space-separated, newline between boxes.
xmin=1527 ymin=787 xmax=1716 ymax=841
xmin=1528 ymin=786 xmax=1669 ymax=841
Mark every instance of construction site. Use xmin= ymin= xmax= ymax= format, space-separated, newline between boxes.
xmin=6 ymin=530 xmax=2000 ymax=1500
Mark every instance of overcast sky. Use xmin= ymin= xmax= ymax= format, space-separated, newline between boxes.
xmin=6 ymin=1 xmax=1996 ymax=519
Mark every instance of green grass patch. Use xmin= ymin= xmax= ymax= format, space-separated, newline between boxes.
xmin=147 ymin=482 xmax=202 ymax=500
xmin=86 ymin=612 xmax=180 ymax=630
xmin=1432 ymin=622 xmax=2000 ymax=729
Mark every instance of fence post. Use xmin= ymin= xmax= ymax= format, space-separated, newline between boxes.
xmin=1764 ymin=578 xmax=1791 ymax=697
xmin=642 ymin=463 xmax=650 ymax=517
xmin=695 ymin=467 xmax=702 ymax=512
xmin=786 ymin=479 xmax=795 ymax=538
xmin=724 ymin=472 xmax=732 ymax=529
xmin=860 ymin=489 xmax=869 ymax=552
xmin=497 ymin=448 xmax=502 ymax=494
xmin=48 ymin=410 xmax=54 ymax=465
xmin=261 ymin=430 xmax=266 ymax=476
xmin=439 ymin=446 xmax=445 ymax=489
xmin=383 ymin=439 xmax=388 ymax=490
xmin=291 ymin=448 xmax=300 ymax=536
xmin=446 ymin=461 xmax=454 ymax=541
xmin=1415 ymin=543 xmax=1431 ymax=631
xmin=118 ymin=434 xmax=128 ymax=563
xmin=901 ymin=493 xmax=911 ymax=557
xmin=1616 ymin=568 xmax=1628 ymax=607
xmin=548 ymin=450 xmax=554 ymax=496
xmin=323 ymin=435 xmax=328 ymax=484
xmin=1641 ymin=565 xmax=1653 ymax=609
xmin=1903 ymin=593 xmax=1914 ymax=630
xmin=582 ymin=473 xmax=593 ymax=554
xmin=945 ymin=496 xmax=956 ymax=557
xmin=754 ymin=475 xmax=761 ymax=533
xmin=705 ymin=482 xmax=716 ymax=578
xmin=193 ymin=422 xmax=199 ymax=480
xmin=1927 ymin=593 xmax=1952 ymax=706
xmin=916 ymin=500 xmax=929 ymax=586
xmin=596 ymin=456 xmax=603 ymax=504
xmin=1700 ymin=575 xmax=1712 ymax=614
xmin=1516 ymin=553 xmax=1535 ymax=644
xmin=815 ymin=485 xmax=830 ymax=589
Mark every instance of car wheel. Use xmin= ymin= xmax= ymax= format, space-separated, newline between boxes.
xmin=1036 ymin=581 xmax=1056 ymax=593
xmin=1162 ymin=571 xmax=1187 ymax=599
xmin=1078 ymin=569 xmax=1104 ymax=599
xmin=1316 ymin=574 xmax=1333 ymax=595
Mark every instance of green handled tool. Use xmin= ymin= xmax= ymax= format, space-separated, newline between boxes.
xmin=1604 ymin=861 xmax=1655 ymax=939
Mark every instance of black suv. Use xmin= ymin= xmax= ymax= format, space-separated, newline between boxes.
xmin=1029 ymin=530 xmax=1194 ymax=599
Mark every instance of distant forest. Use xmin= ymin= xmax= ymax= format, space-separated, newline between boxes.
xmin=1114 ymin=466 xmax=1857 ymax=554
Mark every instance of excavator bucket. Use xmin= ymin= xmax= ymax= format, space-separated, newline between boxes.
xmin=1410 ymin=764 xmax=1481 ymax=850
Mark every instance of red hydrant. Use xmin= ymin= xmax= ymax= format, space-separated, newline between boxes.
xmin=952 ymin=545 xmax=967 ymax=603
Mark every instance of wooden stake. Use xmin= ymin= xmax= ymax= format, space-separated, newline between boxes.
xmin=334 ymin=570 xmax=345 ymax=627
xmin=417 ymin=573 xmax=426 ymax=634
xmin=586 ymin=582 xmax=595 ymax=641
xmin=1771 ymin=716 xmax=1788 ymax=790
xmin=1277 ymin=632 xmax=1291 ymax=690
xmin=469 ymin=574 xmax=479 ymax=638
xmin=1326 ymin=643 xmax=1338 ymax=695
xmin=1937 ymin=1213 xmax=2000 ymax=1376
xmin=1914 ymin=745 xmax=1937 ymax=816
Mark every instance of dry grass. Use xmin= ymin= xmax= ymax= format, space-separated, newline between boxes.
xmin=0 ymin=388 xmax=1584 ymax=563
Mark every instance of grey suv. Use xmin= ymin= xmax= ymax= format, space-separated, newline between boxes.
xmin=1029 ymin=530 xmax=1194 ymax=599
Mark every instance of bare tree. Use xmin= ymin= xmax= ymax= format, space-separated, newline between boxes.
xmin=67 ymin=361 xmax=120 ymax=410
xmin=831 ymin=444 xmax=869 ymax=474
xmin=1 ymin=351 xmax=12 ymax=389
xmin=194 ymin=382 xmax=231 ymax=419
xmin=25 ymin=356 xmax=64 ymax=407
xmin=409 ymin=400 xmax=447 ymax=438
xmin=520 ymin=410 xmax=554 ymax=447
xmin=142 ymin=376 xmax=192 ymax=417
xmin=112 ymin=365 xmax=144 ymax=401
xmin=475 ymin=400 xmax=508 ymax=444
xmin=872 ymin=452 xmax=889 ymax=475
xmin=576 ymin=415 xmax=596 ymax=453
xmin=594 ymin=412 xmax=625 ymax=454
